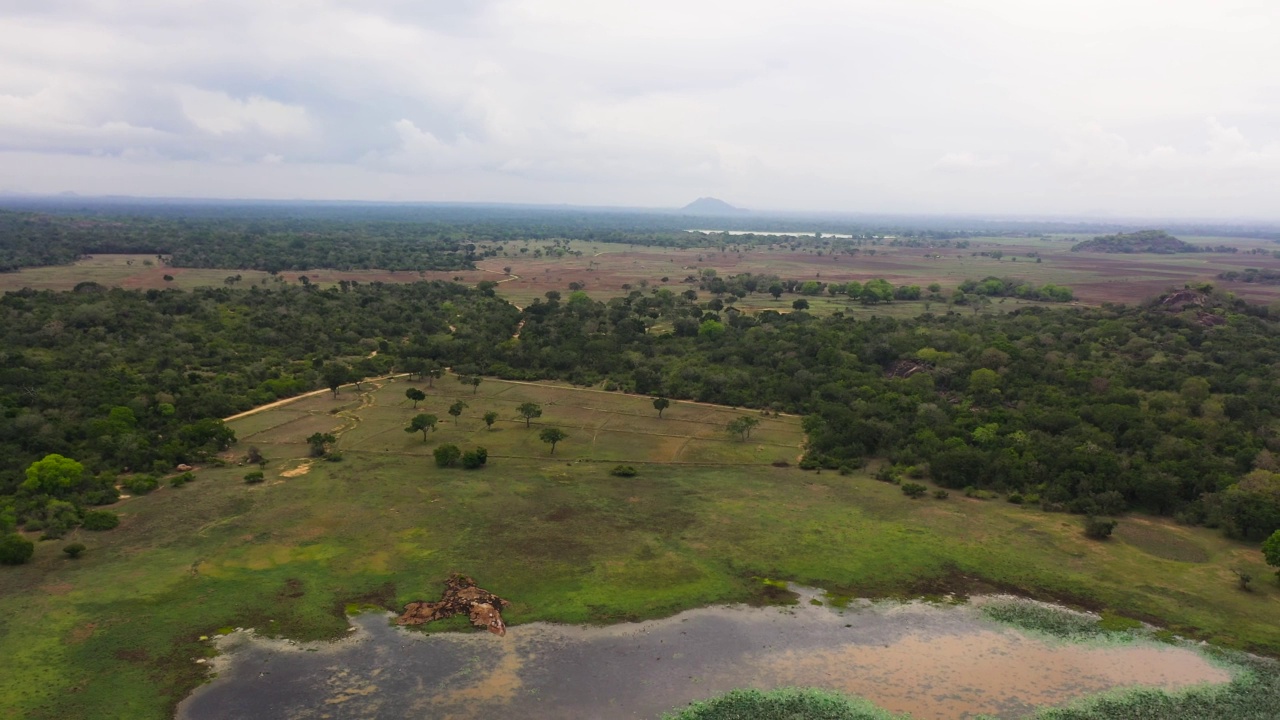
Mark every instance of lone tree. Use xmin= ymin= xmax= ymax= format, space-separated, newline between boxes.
xmin=518 ymin=402 xmax=543 ymax=428
xmin=406 ymin=387 xmax=426 ymax=408
xmin=727 ymin=416 xmax=761 ymax=441
xmin=1263 ymin=529 xmax=1280 ymax=581
xmin=405 ymin=413 xmax=439 ymax=441
xmin=483 ymin=411 xmax=499 ymax=430
xmin=322 ymin=362 xmax=351 ymax=398
xmin=448 ymin=400 xmax=468 ymax=425
xmin=540 ymin=427 xmax=568 ymax=455
xmin=307 ymin=432 xmax=337 ymax=457
xmin=653 ymin=397 xmax=671 ymax=418
xmin=469 ymin=376 xmax=482 ymax=394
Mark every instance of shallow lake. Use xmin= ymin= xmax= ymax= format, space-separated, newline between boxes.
xmin=178 ymin=589 xmax=1231 ymax=720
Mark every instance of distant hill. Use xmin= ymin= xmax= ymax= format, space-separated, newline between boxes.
xmin=681 ymin=197 xmax=746 ymax=215
xmin=1071 ymin=229 xmax=1228 ymax=254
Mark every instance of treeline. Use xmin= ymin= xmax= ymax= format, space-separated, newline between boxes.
xmin=0 ymin=282 xmax=519 ymax=487
xmin=3 ymin=280 xmax=1279 ymax=545
xmin=1220 ymin=268 xmax=1280 ymax=285
xmin=0 ymin=210 xmax=478 ymax=273
xmin=957 ymin=277 xmax=1073 ymax=302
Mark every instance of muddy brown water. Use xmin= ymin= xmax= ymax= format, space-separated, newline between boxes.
xmin=178 ymin=589 xmax=1231 ymax=720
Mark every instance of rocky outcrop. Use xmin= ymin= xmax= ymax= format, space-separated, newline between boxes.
xmin=396 ymin=574 xmax=511 ymax=636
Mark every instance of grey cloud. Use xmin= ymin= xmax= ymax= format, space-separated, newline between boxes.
xmin=0 ymin=0 xmax=1278 ymax=216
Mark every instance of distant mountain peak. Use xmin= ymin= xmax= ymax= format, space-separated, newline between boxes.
xmin=681 ymin=197 xmax=746 ymax=214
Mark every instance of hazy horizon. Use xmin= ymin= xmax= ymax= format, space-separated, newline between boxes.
xmin=2 ymin=1 xmax=1278 ymax=219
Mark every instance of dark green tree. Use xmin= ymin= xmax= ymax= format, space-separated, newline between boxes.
xmin=405 ymin=387 xmax=426 ymax=408
xmin=653 ymin=397 xmax=670 ymax=418
xmin=434 ymin=443 xmax=462 ymax=467
xmin=540 ymin=427 xmax=567 ymax=455
xmin=483 ymin=411 xmax=499 ymax=430
xmin=448 ymin=400 xmax=468 ymax=425
xmin=406 ymin=414 xmax=438 ymax=441
xmin=518 ymin=402 xmax=543 ymax=428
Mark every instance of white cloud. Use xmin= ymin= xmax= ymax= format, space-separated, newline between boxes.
xmin=0 ymin=0 xmax=1278 ymax=216
xmin=176 ymin=87 xmax=313 ymax=137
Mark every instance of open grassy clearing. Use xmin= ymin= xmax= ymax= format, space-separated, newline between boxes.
xmin=1 ymin=378 xmax=1278 ymax=719
xmin=6 ymin=234 xmax=1280 ymax=312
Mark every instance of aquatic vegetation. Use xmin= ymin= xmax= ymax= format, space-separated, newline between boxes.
xmin=663 ymin=688 xmax=906 ymax=720
xmin=1033 ymin=652 xmax=1280 ymax=720
xmin=980 ymin=598 xmax=1123 ymax=639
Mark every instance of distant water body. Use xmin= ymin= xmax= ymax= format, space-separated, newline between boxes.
xmin=179 ymin=589 xmax=1231 ymax=720
xmin=686 ymin=229 xmax=858 ymax=238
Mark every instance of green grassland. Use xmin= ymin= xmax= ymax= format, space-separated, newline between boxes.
xmin=1 ymin=377 xmax=1278 ymax=719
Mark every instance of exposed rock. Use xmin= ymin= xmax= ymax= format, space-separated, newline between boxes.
xmin=1160 ymin=289 xmax=1205 ymax=309
xmin=176 ymin=464 xmax=195 ymax=472
xmin=886 ymin=359 xmax=930 ymax=379
xmin=397 ymin=574 xmax=511 ymax=636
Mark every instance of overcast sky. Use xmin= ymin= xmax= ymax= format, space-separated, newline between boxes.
xmin=1 ymin=1 xmax=1277 ymax=217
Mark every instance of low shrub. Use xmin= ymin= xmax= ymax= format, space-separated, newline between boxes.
xmin=901 ymin=482 xmax=928 ymax=499
xmin=434 ymin=444 xmax=461 ymax=468
xmin=81 ymin=510 xmax=120 ymax=531
xmin=461 ymin=448 xmax=489 ymax=470
xmin=243 ymin=471 xmax=265 ymax=484
xmin=123 ymin=475 xmax=159 ymax=495
xmin=170 ymin=471 xmax=195 ymax=488
xmin=1084 ymin=515 xmax=1118 ymax=539
xmin=0 ymin=534 xmax=35 ymax=565
xmin=933 ymin=489 xmax=950 ymax=500
xmin=63 ymin=543 xmax=86 ymax=559
xmin=610 ymin=465 xmax=638 ymax=477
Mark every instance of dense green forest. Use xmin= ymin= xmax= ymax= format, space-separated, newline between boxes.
xmin=2 ymin=278 xmax=1279 ymax=548
xmin=0 ymin=210 xmax=480 ymax=272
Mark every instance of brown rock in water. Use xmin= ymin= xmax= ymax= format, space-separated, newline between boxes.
xmin=397 ymin=574 xmax=510 ymax=636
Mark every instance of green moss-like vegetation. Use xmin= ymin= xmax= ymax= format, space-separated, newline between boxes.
xmin=663 ymin=687 xmax=906 ymax=720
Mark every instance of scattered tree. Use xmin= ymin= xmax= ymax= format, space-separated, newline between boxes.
xmin=792 ymin=298 xmax=809 ymax=311
xmin=405 ymin=413 xmax=439 ymax=441
xmin=322 ymin=362 xmax=351 ymax=398
xmin=448 ymin=400 xmax=468 ymax=425
xmin=424 ymin=363 xmax=442 ymax=388
xmin=483 ymin=411 xmax=499 ymax=430
xmin=470 ymin=376 xmax=482 ymax=394
xmin=727 ymin=416 xmax=761 ymax=441
xmin=518 ymin=402 xmax=543 ymax=428
xmin=405 ymin=387 xmax=426 ymax=408
xmin=540 ymin=427 xmax=568 ymax=455
xmin=653 ymin=397 xmax=670 ymax=418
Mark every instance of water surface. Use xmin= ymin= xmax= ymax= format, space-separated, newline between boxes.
xmin=179 ymin=590 xmax=1230 ymax=720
